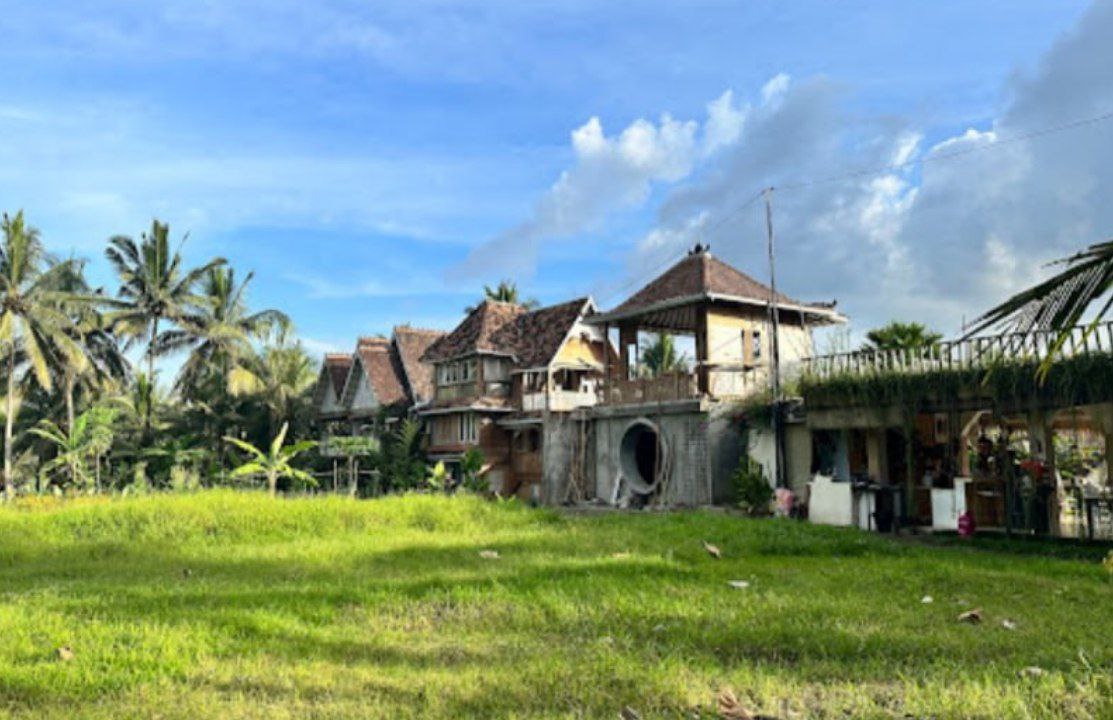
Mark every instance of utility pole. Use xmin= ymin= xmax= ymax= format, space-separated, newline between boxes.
xmin=763 ymin=187 xmax=787 ymax=488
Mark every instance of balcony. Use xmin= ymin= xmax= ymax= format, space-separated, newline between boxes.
xmin=522 ymin=388 xmax=598 ymax=412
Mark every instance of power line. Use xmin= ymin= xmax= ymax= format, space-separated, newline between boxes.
xmin=778 ymin=107 xmax=1113 ymax=192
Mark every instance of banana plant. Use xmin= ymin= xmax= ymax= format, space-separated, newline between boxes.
xmin=223 ymin=421 xmax=316 ymax=496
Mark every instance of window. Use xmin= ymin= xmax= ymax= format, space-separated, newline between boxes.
xmin=751 ymin=330 xmax=763 ymax=361
xmin=457 ymin=413 xmax=478 ymax=444
xmin=438 ymin=358 xmax=477 ymax=386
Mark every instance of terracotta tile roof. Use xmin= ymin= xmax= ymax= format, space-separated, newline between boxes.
xmin=489 ymin=297 xmax=592 ymax=368
xmin=421 ymin=301 xmax=527 ymax=362
xmin=349 ymin=336 xmax=407 ymax=408
xmin=612 ymin=247 xmax=799 ymax=315
xmin=392 ymin=325 xmax=445 ymax=403
xmin=325 ymin=354 xmax=353 ymax=395
xmin=313 ymin=353 xmax=353 ymax=407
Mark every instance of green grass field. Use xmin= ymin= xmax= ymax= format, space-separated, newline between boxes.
xmin=0 ymin=492 xmax=1109 ymax=719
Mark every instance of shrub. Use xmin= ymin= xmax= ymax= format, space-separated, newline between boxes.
xmin=732 ymin=456 xmax=773 ymax=517
xmin=460 ymin=448 xmax=487 ymax=493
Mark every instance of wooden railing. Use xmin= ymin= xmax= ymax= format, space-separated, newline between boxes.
xmin=601 ymin=367 xmax=768 ymax=405
xmin=799 ymin=321 xmax=1113 ymax=381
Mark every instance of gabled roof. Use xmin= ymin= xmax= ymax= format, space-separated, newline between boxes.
xmin=489 ymin=297 xmax=594 ymax=368
xmin=313 ymin=353 xmax=353 ymax=408
xmin=342 ymin=337 xmax=407 ymax=408
xmin=421 ymin=301 xmax=527 ymax=363
xmin=592 ymin=245 xmax=845 ymax=325
xmin=392 ymin=325 xmax=445 ymax=403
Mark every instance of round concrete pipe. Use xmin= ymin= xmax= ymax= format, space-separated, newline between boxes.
xmin=619 ymin=419 xmax=667 ymax=495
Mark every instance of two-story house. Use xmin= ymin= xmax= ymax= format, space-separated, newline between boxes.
xmin=312 ymin=325 xmax=445 ymax=442
xmin=419 ymin=297 xmax=612 ymax=499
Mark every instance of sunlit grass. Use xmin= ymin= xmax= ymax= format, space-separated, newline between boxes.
xmin=0 ymin=491 xmax=1108 ymax=718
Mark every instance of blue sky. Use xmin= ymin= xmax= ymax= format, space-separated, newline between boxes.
xmin=1 ymin=1 xmax=1109 ymax=357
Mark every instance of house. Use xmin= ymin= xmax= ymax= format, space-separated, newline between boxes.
xmin=419 ymin=297 xmax=611 ymax=499
xmin=313 ymin=353 xmax=353 ymax=426
xmin=312 ymin=326 xmax=445 ymax=438
xmin=580 ymin=243 xmax=846 ymax=506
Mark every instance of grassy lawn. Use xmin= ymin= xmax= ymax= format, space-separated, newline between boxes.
xmin=0 ymin=492 xmax=1109 ymax=719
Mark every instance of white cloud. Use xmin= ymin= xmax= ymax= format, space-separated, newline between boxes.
xmin=619 ymin=1 xmax=1113 ymax=339
xmin=452 ymin=80 xmax=756 ymax=280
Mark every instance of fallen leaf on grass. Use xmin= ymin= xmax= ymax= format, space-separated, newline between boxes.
xmin=56 ymin=646 xmax=74 ymax=662
xmin=727 ymin=580 xmax=751 ymax=590
xmin=957 ymin=608 xmax=983 ymax=624
xmin=1001 ymin=619 xmax=1017 ymax=630
xmin=619 ymin=705 xmax=642 ymax=720
xmin=478 ymin=550 xmax=500 ymax=560
xmin=703 ymin=541 xmax=722 ymax=559
xmin=716 ymin=689 xmax=753 ymax=719
xmin=1019 ymin=666 xmax=1045 ymax=678
xmin=920 ymin=595 xmax=933 ymax=604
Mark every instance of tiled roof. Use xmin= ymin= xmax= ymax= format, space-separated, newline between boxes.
xmin=612 ymin=247 xmax=799 ymax=315
xmin=421 ymin=298 xmax=592 ymax=369
xmin=392 ymin=325 xmax=444 ymax=403
xmin=351 ymin=337 xmax=407 ymax=407
xmin=325 ymin=354 xmax=352 ymax=395
xmin=313 ymin=353 xmax=353 ymax=407
xmin=489 ymin=297 xmax=592 ymax=368
xmin=421 ymin=301 xmax=526 ymax=362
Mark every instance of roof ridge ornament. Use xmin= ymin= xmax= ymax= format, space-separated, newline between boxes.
xmin=688 ymin=242 xmax=711 ymax=256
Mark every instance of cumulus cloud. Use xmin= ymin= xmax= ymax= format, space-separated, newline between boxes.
xmin=451 ymin=86 xmax=754 ymax=280
xmin=626 ymin=1 xmax=1113 ymax=339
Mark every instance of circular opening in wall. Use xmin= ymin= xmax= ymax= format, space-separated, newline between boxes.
xmin=619 ymin=420 xmax=664 ymax=494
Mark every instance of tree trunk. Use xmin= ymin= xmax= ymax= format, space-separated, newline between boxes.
xmin=268 ymin=469 xmax=277 ymax=497
xmin=4 ymin=342 xmax=15 ymax=501
xmin=145 ymin=317 xmax=158 ymax=440
xmin=65 ymin=374 xmax=77 ymax=489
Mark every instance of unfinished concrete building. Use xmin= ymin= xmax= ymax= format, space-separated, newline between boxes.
xmin=570 ymin=244 xmax=846 ymax=507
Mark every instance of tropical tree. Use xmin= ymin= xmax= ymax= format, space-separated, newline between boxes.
xmin=104 ymin=220 xmax=225 ymax=436
xmin=466 ymin=280 xmax=539 ymax=313
xmin=224 ymin=421 xmax=316 ymax=496
xmin=639 ymin=333 xmax=689 ymax=376
xmin=160 ymin=267 xmax=288 ymax=397
xmin=52 ymin=261 xmax=128 ymax=432
xmin=29 ymin=406 xmax=116 ymax=493
xmin=228 ymin=330 xmax=315 ymax=438
xmin=862 ymin=321 xmax=943 ymax=352
xmin=966 ymin=239 xmax=1112 ymax=372
xmin=0 ymin=211 xmax=87 ymax=499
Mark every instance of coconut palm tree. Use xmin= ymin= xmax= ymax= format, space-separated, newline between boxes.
xmin=51 ymin=260 xmax=129 ymax=433
xmin=465 ymin=280 xmax=539 ymax=313
xmin=863 ymin=321 xmax=943 ymax=352
xmin=0 ymin=211 xmax=87 ymax=499
xmin=104 ymin=220 xmax=225 ymax=437
xmin=158 ymin=267 xmax=288 ymax=398
xmin=224 ymin=421 xmax=316 ymax=496
xmin=639 ymin=333 xmax=689 ymax=376
xmin=227 ymin=329 xmax=315 ymax=438
xmin=966 ymin=240 xmax=1113 ymax=369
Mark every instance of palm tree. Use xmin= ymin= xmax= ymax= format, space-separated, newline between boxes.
xmin=863 ymin=321 xmax=943 ymax=352
xmin=465 ymin=280 xmax=539 ymax=313
xmin=52 ymin=261 xmax=129 ymax=433
xmin=227 ymin=330 xmax=315 ymax=438
xmin=224 ymin=421 xmax=316 ymax=496
xmin=0 ymin=211 xmax=87 ymax=499
xmin=158 ymin=267 xmax=288 ymax=397
xmin=104 ymin=220 xmax=225 ymax=436
xmin=965 ymin=239 xmax=1112 ymax=371
xmin=639 ymin=333 xmax=689 ymax=376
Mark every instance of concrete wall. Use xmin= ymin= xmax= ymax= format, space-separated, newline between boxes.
xmin=591 ymin=404 xmax=742 ymax=506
